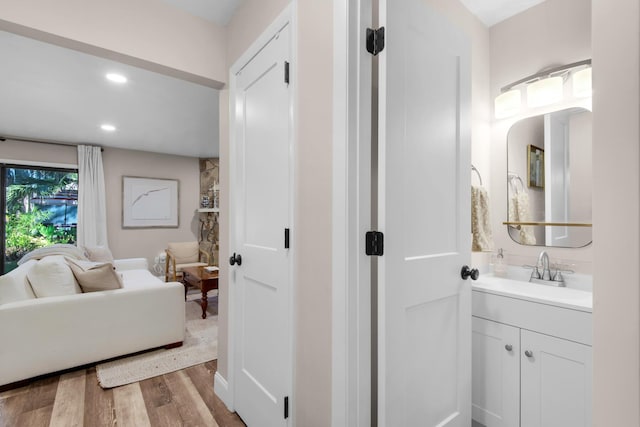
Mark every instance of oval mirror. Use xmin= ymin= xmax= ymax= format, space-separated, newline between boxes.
xmin=506 ymin=107 xmax=592 ymax=248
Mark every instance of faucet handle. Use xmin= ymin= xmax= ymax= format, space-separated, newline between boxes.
xmin=523 ymin=264 xmax=541 ymax=279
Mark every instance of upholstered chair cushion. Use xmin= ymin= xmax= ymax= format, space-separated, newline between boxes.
xmin=165 ymin=242 xmax=210 ymax=282
xmin=27 ymin=256 xmax=82 ymax=298
xmin=0 ymin=260 xmax=37 ymax=305
xmin=167 ymin=242 xmax=200 ymax=264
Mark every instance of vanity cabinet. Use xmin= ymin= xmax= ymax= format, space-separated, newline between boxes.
xmin=472 ymin=288 xmax=592 ymax=427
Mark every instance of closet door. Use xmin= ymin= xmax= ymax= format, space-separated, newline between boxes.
xmin=231 ymin=20 xmax=292 ymax=427
xmin=377 ymin=0 xmax=472 ymax=425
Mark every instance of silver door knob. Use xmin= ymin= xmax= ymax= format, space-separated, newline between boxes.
xmin=505 ymin=344 xmax=513 ymax=352
xmin=524 ymin=350 xmax=533 ymax=358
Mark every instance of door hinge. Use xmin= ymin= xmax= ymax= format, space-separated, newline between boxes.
xmin=284 ymin=61 xmax=290 ymax=84
xmin=284 ymin=396 xmax=289 ymax=419
xmin=365 ymin=231 xmax=384 ymax=256
xmin=284 ymin=228 xmax=290 ymax=249
xmin=366 ymin=27 xmax=385 ymax=56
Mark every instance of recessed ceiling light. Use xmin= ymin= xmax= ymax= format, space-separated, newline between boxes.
xmin=101 ymin=124 xmax=116 ymax=132
xmin=106 ymin=73 xmax=127 ymax=84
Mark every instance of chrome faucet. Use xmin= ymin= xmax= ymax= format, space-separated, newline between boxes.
xmin=537 ymin=251 xmax=552 ymax=281
xmin=528 ymin=250 xmax=565 ymax=287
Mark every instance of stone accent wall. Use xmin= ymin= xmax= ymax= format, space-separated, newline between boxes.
xmin=199 ymin=158 xmax=219 ymax=265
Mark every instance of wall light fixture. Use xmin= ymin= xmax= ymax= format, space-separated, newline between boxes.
xmin=494 ymin=59 xmax=591 ymax=119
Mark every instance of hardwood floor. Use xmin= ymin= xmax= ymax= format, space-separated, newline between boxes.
xmin=0 ymin=360 xmax=245 ymax=427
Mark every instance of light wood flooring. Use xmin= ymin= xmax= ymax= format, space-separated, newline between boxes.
xmin=0 ymin=360 xmax=245 ymax=427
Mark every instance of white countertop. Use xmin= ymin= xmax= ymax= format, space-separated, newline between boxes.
xmin=472 ymin=274 xmax=593 ymax=313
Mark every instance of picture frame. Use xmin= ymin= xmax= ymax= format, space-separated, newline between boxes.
xmin=122 ymin=176 xmax=179 ymax=228
xmin=527 ymin=144 xmax=545 ymax=189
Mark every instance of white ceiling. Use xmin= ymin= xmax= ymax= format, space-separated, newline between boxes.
xmin=0 ymin=30 xmax=219 ymax=158
xmin=459 ymin=0 xmax=547 ymax=27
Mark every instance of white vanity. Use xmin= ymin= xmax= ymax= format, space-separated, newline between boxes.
xmin=471 ymin=273 xmax=592 ymax=427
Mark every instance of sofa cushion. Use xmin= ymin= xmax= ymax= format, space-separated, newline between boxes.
xmin=27 ymin=256 xmax=82 ymax=297
xmin=120 ymin=269 xmax=164 ymax=289
xmin=83 ymin=246 xmax=115 ymax=264
xmin=66 ymin=259 xmax=122 ymax=293
xmin=167 ymin=242 xmax=199 ymax=264
xmin=0 ymin=260 xmax=37 ymax=305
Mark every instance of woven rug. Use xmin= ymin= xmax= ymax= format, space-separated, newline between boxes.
xmin=96 ymin=293 xmax=218 ymax=388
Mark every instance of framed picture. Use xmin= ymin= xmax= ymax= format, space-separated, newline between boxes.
xmin=122 ymin=176 xmax=179 ymax=228
xmin=527 ymin=144 xmax=545 ymax=189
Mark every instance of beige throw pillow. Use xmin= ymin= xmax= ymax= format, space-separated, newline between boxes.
xmin=66 ymin=258 xmax=122 ymax=293
xmin=27 ymin=256 xmax=82 ymax=298
xmin=0 ymin=259 xmax=37 ymax=305
xmin=83 ymin=246 xmax=115 ymax=263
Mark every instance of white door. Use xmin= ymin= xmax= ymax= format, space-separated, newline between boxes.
xmin=471 ymin=317 xmax=520 ymax=427
xmin=231 ymin=22 xmax=292 ymax=427
xmin=521 ymin=330 xmax=592 ymax=427
xmin=377 ymin=0 xmax=472 ymax=425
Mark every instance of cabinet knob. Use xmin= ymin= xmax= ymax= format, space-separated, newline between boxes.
xmin=524 ymin=350 xmax=533 ymax=358
xmin=505 ymin=344 xmax=513 ymax=352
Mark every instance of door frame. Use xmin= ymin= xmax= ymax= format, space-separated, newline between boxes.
xmin=331 ymin=0 xmax=373 ymax=426
xmin=220 ymin=4 xmax=296 ymax=419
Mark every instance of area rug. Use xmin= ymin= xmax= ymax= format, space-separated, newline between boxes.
xmin=96 ymin=293 xmax=218 ymax=388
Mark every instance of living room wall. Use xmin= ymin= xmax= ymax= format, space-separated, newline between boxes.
xmin=102 ymin=148 xmax=200 ymax=270
xmin=1 ymin=139 xmax=200 ymax=271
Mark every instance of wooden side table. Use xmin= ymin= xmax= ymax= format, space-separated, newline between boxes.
xmin=181 ymin=266 xmax=219 ymax=319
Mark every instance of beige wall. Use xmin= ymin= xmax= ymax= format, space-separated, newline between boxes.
xmin=592 ymin=0 xmax=640 ymax=424
xmin=225 ymin=0 xmax=290 ymax=67
xmin=0 ymin=0 xmax=227 ymax=86
xmin=0 ymin=139 xmax=77 ymax=166
xmin=489 ymin=0 xmax=593 ymax=272
xmin=102 ymin=148 xmax=200 ymax=267
xmin=1 ymin=140 xmax=200 ymax=269
xmin=295 ymin=1 xmax=333 ymax=424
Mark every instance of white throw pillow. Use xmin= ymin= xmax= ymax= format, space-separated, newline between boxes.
xmin=0 ymin=259 xmax=37 ymax=305
xmin=82 ymin=246 xmax=115 ymax=264
xmin=27 ymin=256 xmax=82 ymax=298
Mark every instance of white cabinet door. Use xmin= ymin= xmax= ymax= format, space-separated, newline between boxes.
xmin=472 ymin=317 xmax=520 ymax=427
xmin=521 ymin=330 xmax=592 ymax=427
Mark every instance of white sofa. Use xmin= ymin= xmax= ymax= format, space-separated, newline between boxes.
xmin=0 ymin=258 xmax=185 ymax=387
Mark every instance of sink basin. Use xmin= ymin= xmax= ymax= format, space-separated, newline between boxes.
xmin=472 ymin=274 xmax=593 ymax=313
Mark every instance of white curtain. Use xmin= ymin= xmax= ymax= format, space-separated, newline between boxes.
xmin=77 ymin=145 xmax=108 ymax=247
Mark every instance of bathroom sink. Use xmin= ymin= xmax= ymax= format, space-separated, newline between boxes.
xmin=472 ymin=274 xmax=593 ymax=313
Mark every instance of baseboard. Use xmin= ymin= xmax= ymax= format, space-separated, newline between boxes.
xmin=214 ymin=371 xmax=233 ymax=411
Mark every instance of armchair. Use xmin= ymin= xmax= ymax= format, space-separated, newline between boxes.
xmin=164 ymin=241 xmax=210 ymax=282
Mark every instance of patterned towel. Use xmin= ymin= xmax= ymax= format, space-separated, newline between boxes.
xmin=472 ymin=186 xmax=494 ymax=252
xmin=509 ymin=192 xmax=536 ymax=245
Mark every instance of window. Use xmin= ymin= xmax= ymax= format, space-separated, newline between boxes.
xmin=1 ymin=165 xmax=78 ymax=273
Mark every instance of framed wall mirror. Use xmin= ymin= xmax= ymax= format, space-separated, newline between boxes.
xmin=506 ymin=107 xmax=592 ymax=248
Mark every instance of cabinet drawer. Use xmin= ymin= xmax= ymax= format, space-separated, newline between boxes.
xmin=472 ymin=290 xmax=592 ymax=345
